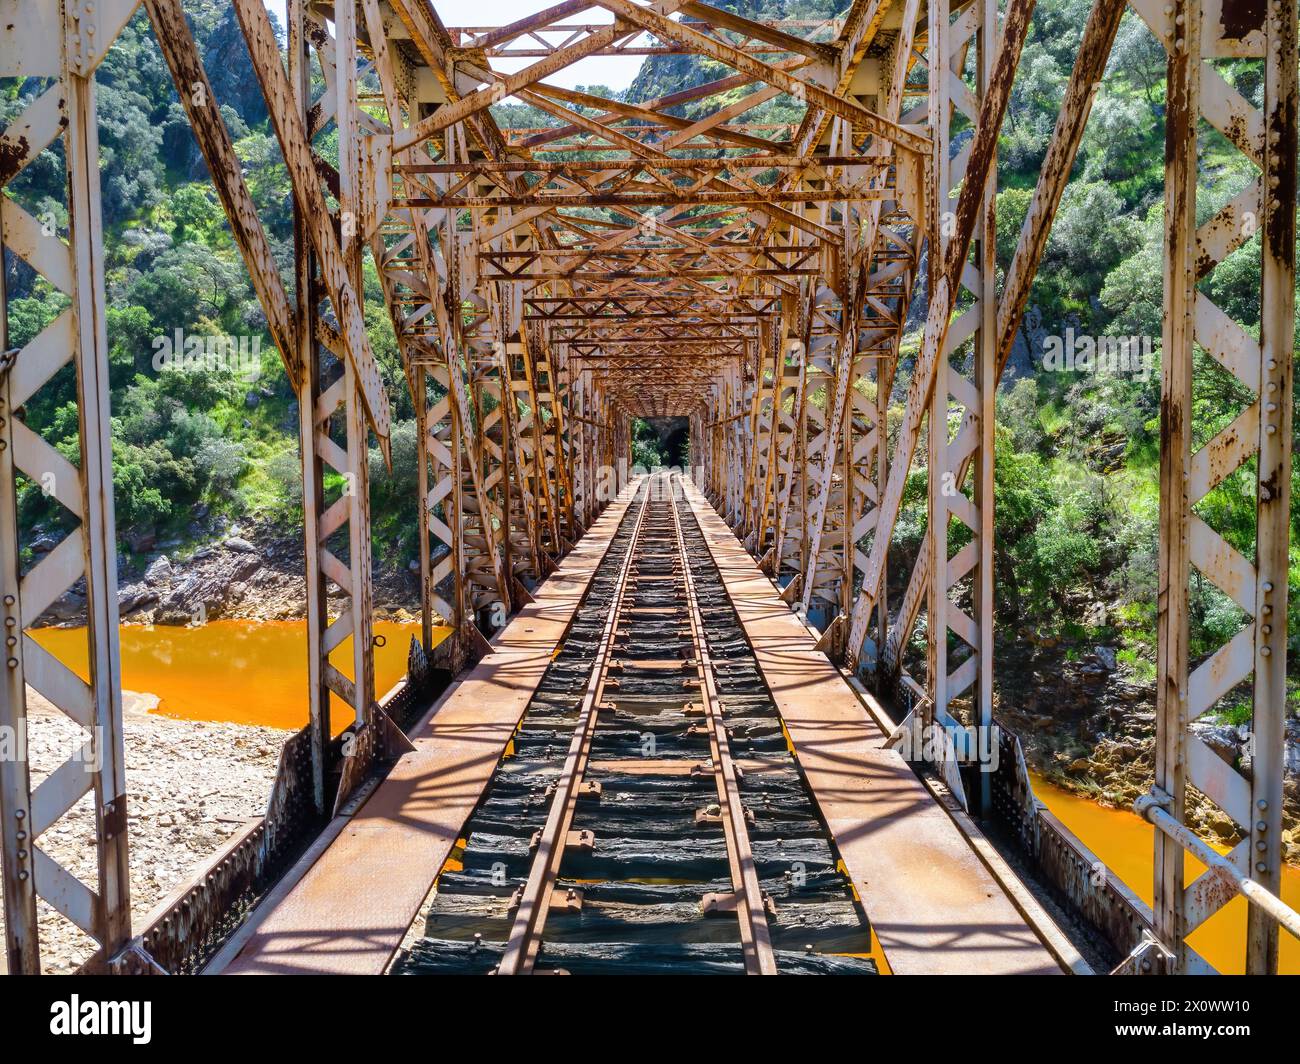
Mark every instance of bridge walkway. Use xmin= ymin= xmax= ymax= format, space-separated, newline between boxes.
xmin=213 ymin=479 xmax=1066 ymax=976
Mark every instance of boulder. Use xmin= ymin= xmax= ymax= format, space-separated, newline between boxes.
xmin=144 ymin=555 xmax=173 ymax=587
xmin=118 ymin=583 xmax=159 ymax=615
xmin=40 ymin=589 xmax=86 ymax=623
xmin=1208 ymin=813 xmax=1238 ymax=841
xmin=1092 ymin=646 xmax=1118 ymax=671
xmin=1110 ymin=741 xmax=1142 ymax=762
xmin=30 ymin=532 xmax=61 ymax=553
xmin=224 ymin=537 xmax=259 ymax=554
xmin=1191 ymin=723 xmax=1243 ymax=765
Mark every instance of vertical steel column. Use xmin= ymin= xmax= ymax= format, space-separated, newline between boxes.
xmin=0 ymin=228 xmax=37 ymax=974
xmin=499 ymin=331 xmax=542 ymax=586
xmin=288 ymin=0 xmax=329 ymax=815
xmin=851 ymin=0 xmax=922 ymax=675
xmin=1152 ymin=0 xmax=1197 ymax=968
xmin=1136 ymin=0 xmax=1300 ymax=972
xmin=0 ymin=0 xmax=136 ymax=971
xmin=772 ymin=297 xmax=809 ymax=580
xmin=924 ymin=0 xmax=998 ymax=813
xmin=799 ymin=136 xmax=860 ymax=619
xmin=353 ymin=17 xmax=466 ymax=666
xmin=284 ymin=3 xmax=381 ymax=815
xmin=339 ymin=3 xmax=378 ymax=741
xmin=1248 ymin=0 xmax=1297 ymax=973
xmin=924 ymin=0 xmax=950 ymax=758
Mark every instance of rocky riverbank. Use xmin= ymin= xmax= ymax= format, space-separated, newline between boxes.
xmin=35 ymin=520 xmax=421 ymax=628
xmin=992 ymin=640 xmax=1300 ymax=865
xmin=0 ymin=687 xmax=286 ymax=974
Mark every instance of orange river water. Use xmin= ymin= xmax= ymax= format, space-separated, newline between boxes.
xmin=22 ymin=622 xmax=1299 ymax=971
xmin=1032 ymin=774 xmax=1299 ymax=974
xmin=29 ymin=619 xmax=441 ymax=733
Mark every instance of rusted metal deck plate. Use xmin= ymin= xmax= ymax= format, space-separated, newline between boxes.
xmin=680 ymin=481 xmax=1063 ymax=976
xmin=220 ymin=487 xmax=639 ymax=975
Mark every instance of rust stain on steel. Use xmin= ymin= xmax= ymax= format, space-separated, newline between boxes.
xmin=943 ymin=0 xmax=1038 ymax=296
xmin=1266 ymin=62 xmax=1298 ymax=259
xmin=0 ymin=134 xmax=30 ymax=186
xmin=1220 ymin=0 xmax=1266 ymax=41
xmin=679 ymin=479 xmax=1065 ymax=977
xmin=144 ymin=0 xmax=303 ymax=392
xmin=1034 ymin=808 xmax=1153 ymax=958
xmin=221 ymin=489 xmax=639 ymax=975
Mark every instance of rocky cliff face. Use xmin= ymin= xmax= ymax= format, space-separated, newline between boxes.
xmin=993 ymin=641 xmax=1300 ymax=864
xmin=37 ymin=522 xmax=420 ymax=628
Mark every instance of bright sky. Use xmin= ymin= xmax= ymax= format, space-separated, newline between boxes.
xmin=263 ymin=1 xmax=646 ymax=91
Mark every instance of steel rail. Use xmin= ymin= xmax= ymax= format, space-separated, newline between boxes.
xmin=496 ymin=474 xmax=777 ymax=974
xmin=496 ymin=483 xmax=651 ymax=975
xmin=668 ymin=474 xmax=777 ymax=975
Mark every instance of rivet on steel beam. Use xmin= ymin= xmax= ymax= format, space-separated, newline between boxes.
xmin=17 ymin=870 xmax=27 ymax=881
xmin=1257 ymin=821 xmax=1268 ymax=832
xmin=1263 ymin=582 xmax=1274 ymax=593
xmin=1257 ymin=862 xmax=1268 ymax=873
xmin=3 ymin=596 xmax=13 ymax=606
xmin=1257 ymin=840 xmax=1268 ymax=851
xmin=6 ymin=657 xmax=17 ymax=668
xmin=13 ymin=808 xmax=22 ymax=820
xmin=1261 ymin=646 xmax=1271 ymax=657
xmin=1258 ymin=799 xmax=1269 ymax=811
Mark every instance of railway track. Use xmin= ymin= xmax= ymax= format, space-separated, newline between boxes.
xmin=395 ymin=475 xmax=877 ymax=975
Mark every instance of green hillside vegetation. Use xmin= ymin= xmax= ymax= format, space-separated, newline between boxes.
xmin=0 ymin=1 xmax=1295 ymax=705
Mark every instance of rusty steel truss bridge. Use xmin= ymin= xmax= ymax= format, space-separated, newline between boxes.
xmin=0 ymin=0 xmax=1297 ymax=976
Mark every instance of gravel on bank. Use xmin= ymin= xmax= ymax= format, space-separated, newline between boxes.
xmin=0 ymin=687 xmax=287 ymax=974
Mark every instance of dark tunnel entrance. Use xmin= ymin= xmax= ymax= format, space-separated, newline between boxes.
xmin=635 ymin=417 xmax=690 ymax=469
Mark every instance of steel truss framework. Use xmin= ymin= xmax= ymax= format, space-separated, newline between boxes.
xmin=0 ymin=0 xmax=1295 ymax=975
